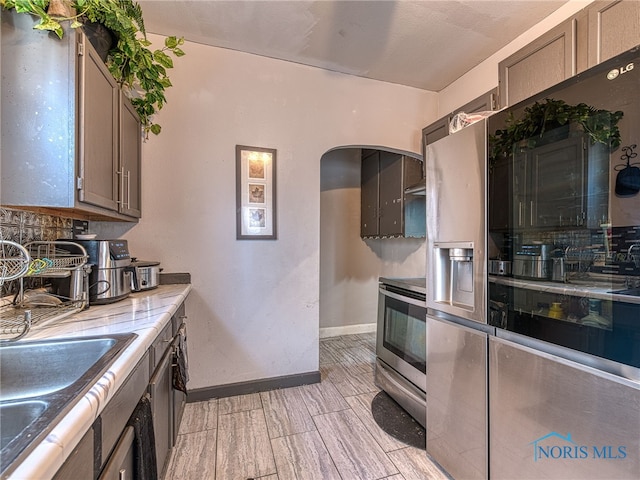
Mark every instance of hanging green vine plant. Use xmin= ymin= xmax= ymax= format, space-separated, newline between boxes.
xmin=490 ymin=98 xmax=624 ymax=161
xmin=1 ymin=0 xmax=185 ymax=137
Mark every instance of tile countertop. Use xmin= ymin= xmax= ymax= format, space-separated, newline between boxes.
xmin=6 ymin=284 xmax=192 ymax=480
xmin=489 ymin=275 xmax=640 ymax=305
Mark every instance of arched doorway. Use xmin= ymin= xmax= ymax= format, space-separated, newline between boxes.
xmin=319 ymin=146 xmax=425 ymax=339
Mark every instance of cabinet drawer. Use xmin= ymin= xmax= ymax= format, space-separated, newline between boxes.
xmin=172 ymin=303 xmax=186 ymax=335
xmin=150 ymin=322 xmax=172 ymax=371
xmin=98 ymin=426 xmax=135 ymax=480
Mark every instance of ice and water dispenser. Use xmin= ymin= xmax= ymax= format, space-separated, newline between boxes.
xmin=432 ymin=242 xmax=475 ymax=311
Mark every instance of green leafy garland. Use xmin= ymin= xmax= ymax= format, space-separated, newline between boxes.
xmin=1 ymin=0 xmax=185 ymax=136
xmin=490 ymin=98 xmax=624 ymax=161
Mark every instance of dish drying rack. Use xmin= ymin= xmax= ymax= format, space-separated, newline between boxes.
xmin=0 ymin=240 xmax=90 ymax=341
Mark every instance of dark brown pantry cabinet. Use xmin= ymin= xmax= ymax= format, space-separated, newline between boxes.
xmin=361 ymin=150 xmax=424 ymax=238
xmin=0 ymin=11 xmax=142 ymax=221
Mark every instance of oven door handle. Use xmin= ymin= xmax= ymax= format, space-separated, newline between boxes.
xmin=379 ymin=286 xmax=426 ymax=308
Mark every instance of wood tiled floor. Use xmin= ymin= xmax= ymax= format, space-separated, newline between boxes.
xmin=164 ymin=333 xmax=448 ymax=480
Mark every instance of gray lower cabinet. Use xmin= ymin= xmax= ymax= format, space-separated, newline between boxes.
xmin=171 ymin=325 xmax=188 ymax=445
xmin=149 ymin=345 xmax=174 ymax=477
xmin=0 ymin=11 xmax=142 ymax=221
xmin=98 ymin=427 xmax=135 ymax=480
xmin=52 ymin=301 xmax=187 ymax=480
xmin=149 ymin=306 xmax=188 ymax=478
xmin=489 ymin=335 xmax=640 ymax=480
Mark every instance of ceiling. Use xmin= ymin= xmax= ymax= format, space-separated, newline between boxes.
xmin=138 ymin=0 xmax=569 ymax=92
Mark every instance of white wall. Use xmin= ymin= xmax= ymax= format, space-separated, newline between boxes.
xmin=103 ymin=39 xmax=435 ymax=390
xmin=319 ymin=148 xmax=425 ymax=336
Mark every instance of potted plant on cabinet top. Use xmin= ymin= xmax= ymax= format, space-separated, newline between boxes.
xmin=0 ymin=0 xmax=185 ymax=136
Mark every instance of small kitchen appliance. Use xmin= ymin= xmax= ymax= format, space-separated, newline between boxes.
xmin=129 ymin=260 xmax=162 ymax=291
xmin=512 ymin=243 xmax=553 ymax=280
xmin=488 ymin=259 xmax=512 ymax=276
xmin=73 ymin=239 xmax=132 ymax=304
xmin=375 ymin=277 xmax=427 ymax=427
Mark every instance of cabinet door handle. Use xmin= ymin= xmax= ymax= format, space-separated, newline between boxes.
xmin=124 ymin=170 xmax=131 ymax=210
xmin=117 ymin=169 xmax=123 ymax=205
xmin=530 ymin=201 xmax=534 ymax=226
xmin=518 ymin=201 xmax=522 ymax=226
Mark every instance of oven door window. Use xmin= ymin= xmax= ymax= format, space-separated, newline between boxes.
xmin=382 ymin=296 xmax=426 ymax=373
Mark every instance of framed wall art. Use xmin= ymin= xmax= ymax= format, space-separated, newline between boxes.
xmin=236 ymin=145 xmax=277 ymax=239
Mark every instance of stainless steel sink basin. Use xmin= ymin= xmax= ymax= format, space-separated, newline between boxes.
xmin=0 ymin=333 xmax=136 ymax=477
xmin=1 ymin=337 xmax=124 ymax=402
xmin=0 ymin=400 xmax=49 ymax=450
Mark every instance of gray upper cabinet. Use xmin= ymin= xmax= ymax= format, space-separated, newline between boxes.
xmin=498 ymin=19 xmax=576 ymax=107
xmin=361 ymin=150 xmax=424 ymax=238
xmin=423 ymin=117 xmax=451 ymax=147
xmin=1 ymin=11 xmax=142 ymax=221
xmin=119 ymin=94 xmax=143 ymax=218
xmin=361 ymin=150 xmax=381 ymax=237
xmin=78 ymin=39 xmax=120 ymax=212
xmin=585 ymin=0 xmax=640 ymax=69
xmin=422 ymin=88 xmax=498 ymax=150
xmin=499 ymin=0 xmax=640 ymax=108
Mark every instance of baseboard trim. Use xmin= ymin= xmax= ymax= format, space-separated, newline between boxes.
xmin=186 ymin=370 xmax=321 ymax=403
xmin=319 ymin=323 xmax=376 ymax=338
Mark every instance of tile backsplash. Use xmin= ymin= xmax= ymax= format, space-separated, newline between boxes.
xmin=1 ymin=208 xmax=74 ymax=296
xmin=1 ymin=208 xmax=73 ymax=244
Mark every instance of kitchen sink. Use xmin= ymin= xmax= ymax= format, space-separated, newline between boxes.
xmin=0 ymin=333 xmax=136 ymax=477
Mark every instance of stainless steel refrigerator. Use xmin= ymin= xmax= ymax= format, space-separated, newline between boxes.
xmin=424 ymin=119 xmax=492 ymax=479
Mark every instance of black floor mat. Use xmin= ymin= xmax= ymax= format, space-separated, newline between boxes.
xmin=371 ymin=391 xmax=426 ymax=450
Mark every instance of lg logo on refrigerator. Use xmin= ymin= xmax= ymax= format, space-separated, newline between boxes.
xmin=607 ymin=62 xmax=634 ymax=80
